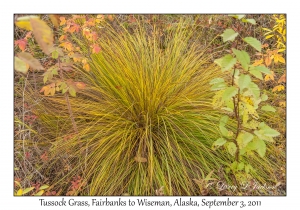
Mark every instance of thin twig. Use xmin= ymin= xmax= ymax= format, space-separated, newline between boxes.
xmin=58 ymin=57 xmax=78 ymax=134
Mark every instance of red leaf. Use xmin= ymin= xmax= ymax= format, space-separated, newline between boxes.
xmin=25 ymin=152 xmax=31 ymax=159
xmin=91 ymin=44 xmax=101 ymax=54
xmin=15 ymin=39 xmax=27 ymax=51
xmin=69 ymin=24 xmax=80 ymax=33
xmin=40 ymin=152 xmax=48 ymax=161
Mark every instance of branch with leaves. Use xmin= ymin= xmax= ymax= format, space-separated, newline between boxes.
xmin=210 ymin=15 xmax=280 ymax=181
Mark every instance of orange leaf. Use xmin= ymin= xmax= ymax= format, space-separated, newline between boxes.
xmin=108 ymin=15 xmax=114 ymax=21
xmin=272 ymin=85 xmax=285 ymax=92
xmin=278 ymin=74 xmax=286 ymax=83
xmin=59 ymin=42 xmax=73 ymax=51
xmin=83 ymin=63 xmax=90 ymax=71
xmin=129 ymin=15 xmax=136 ymax=23
xmin=74 ymin=82 xmax=86 ymax=89
xmin=59 ymin=35 xmax=67 ymax=42
xmin=91 ymin=32 xmax=98 ymax=41
xmin=91 ymin=44 xmax=101 ymax=54
xmin=50 ymin=87 xmax=55 ymax=96
xmin=15 ymin=39 xmax=27 ymax=51
xmin=60 ymin=17 xmax=66 ymax=26
xmin=40 ymin=86 xmax=46 ymax=93
xmin=69 ymin=24 xmax=80 ymax=33
xmin=265 ymin=56 xmax=272 ymax=66
xmin=45 ymin=87 xmax=51 ymax=95
xmin=86 ymin=18 xmax=96 ymax=26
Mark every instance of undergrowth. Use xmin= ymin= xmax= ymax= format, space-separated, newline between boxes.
xmin=14 ymin=15 xmax=286 ymax=196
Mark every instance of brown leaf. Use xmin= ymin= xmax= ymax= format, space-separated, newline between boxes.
xmin=17 ymin=52 xmax=44 ymax=70
xmin=278 ymin=74 xmax=286 ymax=83
xmin=49 ymin=15 xmax=60 ymax=28
xmin=134 ymin=156 xmax=147 ymax=163
xmin=265 ymin=56 xmax=272 ymax=66
xmin=30 ymin=18 xmax=54 ymax=55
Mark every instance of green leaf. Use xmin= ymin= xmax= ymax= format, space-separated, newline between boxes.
xmin=43 ymin=74 xmax=48 ymax=84
xmin=221 ymin=29 xmax=239 ymax=42
xmin=219 ymin=115 xmax=229 ymax=127
xmin=244 ymin=82 xmax=260 ymax=99
xmin=51 ymin=67 xmax=58 ymax=75
xmin=211 ymin=82 xmax=227 ymax=91
xmin=256 ymin=139 xmax=266 ymax=157
xmin=62 ymin=88 xmax=68 ymax=94
xmin=249 ymin=69 xmax=263 ymax=80
xmin=254 ymin=130 xmax=274 ymax=142
xmin=261 ymin=105 xmax=276 ymax=112
xmin=209 ymin=78 xmax=225 ymax=85
xmin=219 ymin=125 xmax=229 ymax=136
xmin=238 ymin=74 xmax=251 ymax=91
xmin=254 ymin=65 xmax=271 ymax=74
xmin=261 ymin=94 xmax=268 ymax=101
xmin=22 ymin=187 xmax=35 ymax=195
xmin=214 ymin=138 xmax=227 ymax=146
xmin=214 ymin=54 xmax=237 ymax=72
xmin=243 ymin=37 xmax=262 ymax=52
xmin=228 ymin=15 xmax=245 ymax=19
xmin=231 ymin=161 xmax=238 ymax=170
xmin=52 ymin=50 xmax=59 ymax=59
xmin=245 ymin=164 xmax=253 ymax=174
xmin=243 ymin=119 xmax=259 ymax=130
xmin=259 ymin=122 xmax=280 ymax=137
xmin=39 ymin=185 xmax=49 ymax=190
xmin=34 ymin=190 xmax=44 ymax=196
xmin=237 ymin=132 xmax=254 ymax=149
xmin=15 ymin=56 xmax=29 ymax=74
xmin=237 ymin=162 xmax=245 ymax=171
xmin=227 ymin=142 xmax=237 ymax=156
xmin=232 ymin=48 xmax=250 ymax=70
xmin=69 ymin=86 xmax=76 ymax=97
xmin=222 ymin=86 xmax=238 ymax=101
xmin=242 ymin=19 xmax=256 ymax=25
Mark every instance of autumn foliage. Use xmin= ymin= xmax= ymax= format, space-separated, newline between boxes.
xmin=14 ymin=14 xmax=286 ymax=196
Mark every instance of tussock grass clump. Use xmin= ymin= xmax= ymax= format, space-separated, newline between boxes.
xmin=30 ymin=19 xmax=282 ymax=195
